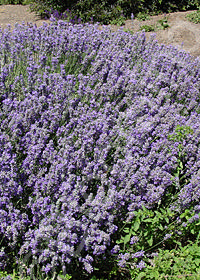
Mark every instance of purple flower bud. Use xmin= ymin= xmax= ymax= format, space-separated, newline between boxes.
xmin=164 ymin=233 xmax=172 ymax=241
xmin=130 ymin=235 xmax=139 ymax=244
xmin=136 ymin=260 xmax=146 ymax=270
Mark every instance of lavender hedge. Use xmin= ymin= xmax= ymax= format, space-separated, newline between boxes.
xmin=0 ymin=20 xmax=200 ymax=278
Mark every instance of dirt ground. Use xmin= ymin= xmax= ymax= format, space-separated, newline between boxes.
xmin=116 ymin=10 xmax=200 ymax=59
xmin=0 ymin=5 xmax=200 ymax=59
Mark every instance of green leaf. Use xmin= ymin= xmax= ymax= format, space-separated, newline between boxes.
xmin=179 ymin=161 xmax=183 ymax=169
xmin=150 ymin=270 xmax=160 ymax=278
xmin=135 ymin=272 xmax=146 ymax=280
xmin=116 ymin=240 xmax=123 ymax=244
xmin=123 ymin=228 xmax=130 ymax=234
xmin=175 ymin=241 xmax=182 ymax=246
xmin=158 ymin=224 xmax=164 ymax=231
xmin=194 ymin=259 xmax=200 ymax=266
xmin=143 ymin=218 xmax=152 ymax=223
xmin=124 ymin=234 xmax=131 ymax=245
xmin=148 ymin=236 xmax=153 ymax=247
xmin=134 ymin=221 xmax=140 ymax=231
xmin=165 ymin=217 xmax=169 ymax=223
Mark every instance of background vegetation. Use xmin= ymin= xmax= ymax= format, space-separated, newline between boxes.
xmin=1 ymin=0 xmax=200 ymax=24
xmin=29 ymin=0 xmax=200 ymax=24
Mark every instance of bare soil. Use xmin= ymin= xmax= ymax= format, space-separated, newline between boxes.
xmin=109 ymin=10 xmax=200 ymax=59
xmin=1 ymin=5 xmax=200 ymax=59
xmin=0 ymin=4 xmax=51 ymax=30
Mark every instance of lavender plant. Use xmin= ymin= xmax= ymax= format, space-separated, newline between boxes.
xmin=0 ymin=20 xmax=200 ymax=279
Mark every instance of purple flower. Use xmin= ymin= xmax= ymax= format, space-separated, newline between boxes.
xmin=136 ymin=260 xmax=146 ymax=270
xmin=131 ymin=251 xmax=145 ymax=258
xmin=130 ymin=236 xmax=139 ymax=244
xmin=164 ymin=233 xmax=172 ymax=241
xmin=188 ymin=214 xmax=200 ymax=223
xmin=0 ymin=20 xmax=200 ymax=276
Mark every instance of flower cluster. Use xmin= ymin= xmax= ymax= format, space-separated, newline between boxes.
xmin=0 ymin=21 xmax=200 ymax=276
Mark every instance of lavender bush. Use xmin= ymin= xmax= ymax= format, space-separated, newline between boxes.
xmin=0 ymin=20 xmax=200 ymax=279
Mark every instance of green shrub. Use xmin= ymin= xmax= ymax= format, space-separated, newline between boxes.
xmin=186 ymin=9 xmax=200 ymax=23
xmin=115 ymin=203 xmax=200 ymax=279
xmin=133 ymin=241 xmax=200 ymax=279
xmin=139 ymin=25 xmax=155 ymax=32
xmin=29 ymin=0 xmax=200 ymax=24
xmin=2 ymin=0 xmax=200 ymax=23
xmin=29 ymin=0 xmax=75 ymax=18
xmin=137 ymin=12 xmax=151 ymax=21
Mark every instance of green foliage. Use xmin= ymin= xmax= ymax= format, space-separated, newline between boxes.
xmin=136 ymin=12 xmax=150 ymax=21
xmin=56 ymin=273 xmax=72 ymax=279
xmin=28 ymin=0 xmax=200 ymax=24
xmin=0 ymin=269 xmax=73 ymax=280
xmin=123 ymin=28 xmax=134 ymax=35
xmin=2 ymin=0 xmax=200 ymax=24
xmin=168 ymin=125 xmax=194 ymax=143
xmin=71 ymin=0 xmax=127 ymax=25
xmin=139 ymin=25 xmax=155 ymax=32
xmin=168 ymin=125 xmax=193 ymax=194
xmin=134 ymin=241 xmax=200 ymax=279
xmin=0 ymin=270 xmax=32 ymax=280
xmin=28 ymin=0 xmax=74 ymax=19
xmin=156 ymin=17 xmax=170 ymax=29
xmin=115 ymin=125 xmax=199 ymax=277
xmin=116 ymin=204 xmax=200 ymax=277
xmin=138 ymin=16 xmax=169 ymax=32
xmin=110 ymin=15 xmax=126 ymax=26
xmin=168 ymin=124 xmax=194 ymax=160
xmin=186 ymin=9 xmax=200 ymax=23
xmin=115 ymin=126 xmax=199 ymax=279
